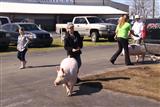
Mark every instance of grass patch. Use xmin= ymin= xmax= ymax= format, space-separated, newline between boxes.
xmin=53 ymin=36 xmax=113 ymax=47
xmin=83 ymin=36 xmax=113 ymax=46
xmin=81 ymin=64 xmax=160 ymax=101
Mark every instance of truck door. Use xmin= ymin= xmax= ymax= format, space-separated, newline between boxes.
xmin=74 ymin=18 xmax=89 ymax=36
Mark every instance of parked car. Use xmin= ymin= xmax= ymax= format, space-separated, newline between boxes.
xmin=105 ymin=18 xmax=134 ymax=26
xmin=144 ymin=18 xmax=160 ymax=55
xmin=144 ymin=18 xmax=160 ymax=25
xmin=0 ymin=30 xmax=10 ymax=50
xmin=1 ymin=22 xmax=53 ymax=47
xmin=105 ymin=18 xmax=119 ymax=25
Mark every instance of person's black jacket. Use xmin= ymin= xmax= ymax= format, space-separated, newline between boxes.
xmin=64 ymin=31 xmax=83 ymax=57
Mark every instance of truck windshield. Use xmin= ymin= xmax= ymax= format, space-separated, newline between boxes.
xmin=87 ymin=17 xmax=104 ymax=23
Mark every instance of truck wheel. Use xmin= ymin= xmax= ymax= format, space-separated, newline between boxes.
xmin=91 ymin=32 xmax=99 ymax=42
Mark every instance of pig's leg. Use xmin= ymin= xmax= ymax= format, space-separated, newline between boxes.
xmin=136 ymin=55 xmax=139 ymax=62
xmin=63 ymin=83 xmax=70 ymax=96
xmin=151 ymin=55 xmax=157 ymax=61
xmin=69 ymin=82 xmax=74 ymax=95
xmin=65 ymin=83 xmax=72 ymax=96
xmin=149 ymin=55 xmax=154 ymax=61
xmin=142 ymin=54 xmax=145 ymax=62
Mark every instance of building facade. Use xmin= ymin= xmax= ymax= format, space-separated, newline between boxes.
xmin=0 ymin=0 xmax=129 ymax=31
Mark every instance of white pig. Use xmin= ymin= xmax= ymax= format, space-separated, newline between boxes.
xmin=122 ymin=44 xmax=146 ymax=62
xmin=54 ymin=57 xmax=78 ymax=96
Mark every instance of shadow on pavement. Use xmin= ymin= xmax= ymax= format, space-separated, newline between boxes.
xmin=81 ymin=77 xmax=130 ymax=82
xmin=72 ymin=76 xmax=131 ymax=96
xmin=27 ymin=64 xmax=60 ymax=68
xmin=72 ymin=82 xmax=102 ymax=96
xmin=139 ymin=60 xmax=160 ymax=64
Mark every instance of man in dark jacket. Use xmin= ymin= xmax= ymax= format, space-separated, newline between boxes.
xmin=64 ymin=23 xmax=83 ymax=83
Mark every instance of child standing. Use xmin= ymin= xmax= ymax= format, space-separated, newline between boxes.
xmin=17 ymin=28 xmax=30 ymax=69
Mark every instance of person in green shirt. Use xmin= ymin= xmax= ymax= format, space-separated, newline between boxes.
xmin=110 ymin=14 xmax=134 ymax=65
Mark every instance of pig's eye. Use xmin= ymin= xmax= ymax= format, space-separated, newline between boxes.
xmin=62 ymin=74 xmax=65 ymax=77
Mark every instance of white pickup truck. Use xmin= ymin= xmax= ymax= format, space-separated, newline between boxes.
xmin=56 ymin=16 xmax=116 ymax=42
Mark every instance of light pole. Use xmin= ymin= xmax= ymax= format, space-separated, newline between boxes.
xmin=153 ymin=0 xmax=155 ymax=18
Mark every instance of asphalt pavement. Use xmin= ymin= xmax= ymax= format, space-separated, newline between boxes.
xmin=1 ymin=45 xmax=160 ymax=107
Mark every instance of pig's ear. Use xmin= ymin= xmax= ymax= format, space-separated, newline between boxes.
xmin=56 ymin=66 xmax=60 ymax=72
xmin=61 ymin=68 xmax=65 ymax=74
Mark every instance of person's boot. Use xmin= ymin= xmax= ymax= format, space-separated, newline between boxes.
xmin=110 ymin=59 xmax=115 ymax=64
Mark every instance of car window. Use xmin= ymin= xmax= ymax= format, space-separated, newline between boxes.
xmin=147 ymin=31 xmax=160 ymax=39
xmin=74 ymin=18 xmax=87 ymax=24
xmin=145 ymin=22 xmax=160 ymax=40
xmin=87 ymin=17 xmax=104 ymax=23
xmin=0 ymin=18 xmax=9 ymax=25
xmin=79 ymin=18 xmax=87 ymax=24
xmin=145 ymin=19 xmax=160 ymax=25
xmin=19 ymin=24 xmax=40 ymax=31
xmin=105 ymin=18 xmax=119 ymax=25
xmin=11 ymin=25 xmax=19 ymax=32
xmin=74 ymin=18 xmax=79 ymax=24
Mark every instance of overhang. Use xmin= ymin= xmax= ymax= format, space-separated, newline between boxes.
xmin=0 ymin=2 xmax=127 ymax=15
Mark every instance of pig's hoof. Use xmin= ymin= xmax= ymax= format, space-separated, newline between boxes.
xmin=67 ymin=92 xmax=72 ymax=96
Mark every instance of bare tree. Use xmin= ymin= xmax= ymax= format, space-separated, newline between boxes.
xmin=130 ymin=0 xmax=159 ymax=18
xmin=155 ymin=0 xmax=160 ymax=18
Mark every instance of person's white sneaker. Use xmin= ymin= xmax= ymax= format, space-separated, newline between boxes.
xmin=19 ymin=66 xmax=25 ymax=69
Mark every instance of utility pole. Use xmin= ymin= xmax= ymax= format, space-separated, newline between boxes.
xmin=73 ymin=0 xmax=75 ymax=5
xmin=153 ymin=0 xmax=155 ymax=18
xmin=103 ymin=0 xmax=104 ymax=5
